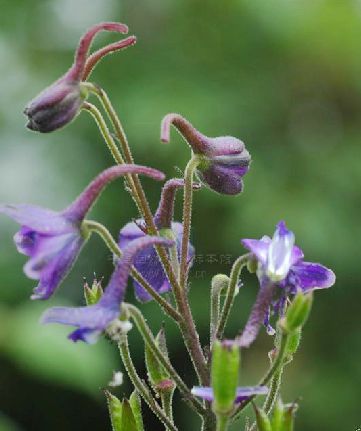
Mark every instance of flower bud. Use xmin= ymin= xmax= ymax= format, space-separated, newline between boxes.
xmin=211 ymin=340 xmax=240 ymax=414
xmin=161 ymin=114 xmax=251 ymax=195
xmin=281 ymin=292 xmax=313 ymax=333
xmin=24 ymin=22 xmax=134 ymax=133
xmin=84 ymin=278 xmax=103 ymax=305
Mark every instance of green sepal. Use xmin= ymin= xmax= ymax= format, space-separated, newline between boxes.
xmin=104 ymin=390 xmax=122 ymax=431
xmin=271 ymin=398 xmax=284 ymax=431
xmin=120 ymin=399 xmax=138 ymax=431
xmin=129 ymin=391 xmax=144 ymax=431
xmin=282 ymin=293 xmax=313 ymax=333
xmin=253 ymin=403 xmax=272 ymax=431
xmin=84 ymin=279 xmax=103 ymax=305
xmin=211 ymin=340 xmax=240 ymax=415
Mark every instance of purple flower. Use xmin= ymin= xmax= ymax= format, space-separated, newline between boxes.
xmin=24 ymin=22 xmax=136 ymax=133
xmin=161 ymin=113 xmax=251 ymax=195
xmin=119 ymin=179 xmax=196 ymax=302
xmin=191 ymin=386 xmax=268 ymax=404
xmin=238 ymin=221 xmax=335 ymax=347
xmin=0 ymin=165 xmax=165 ymax=300
xmin=41 ymin=236 xmax=174 ymax=343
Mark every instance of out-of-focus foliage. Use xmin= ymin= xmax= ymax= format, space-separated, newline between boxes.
xmin=0 ymin=0 xmax=360 ymax=430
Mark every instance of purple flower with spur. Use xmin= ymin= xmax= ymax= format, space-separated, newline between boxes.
xmin=24 ymin=22 xmax=136 ymax=133
xmin=118 ymin=179 xmax=197 ymax=302
xmin=191 ymin=386 xmax=268 ymax=405
xmin=238 ymin=221 xmax=335 ymax=347
xmin=41 ymin=236 xmax=174 ymax=343
xmin=0 ymin=165 xmax=164 ymax=300
xmin=161 ymin=113 xmax=251 ymax=195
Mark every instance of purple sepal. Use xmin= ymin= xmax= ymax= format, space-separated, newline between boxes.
xmin=41 ymin=236 xmax=174 ymax=343
xmin=119 ymin=220 xmax=194 ymax=302
xmin=191 ymin=385 xmax=268 ymax=404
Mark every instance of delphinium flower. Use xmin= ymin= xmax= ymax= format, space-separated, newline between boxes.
xmin=41 ymin=236 xmax=174 ymax=343
xmin=238 ymin=221 xmax=336 ymax=347
xmin=161 ymin=113 xmax=251 ymax=195
xmin=118 ymin=178 xmax=197 ymax=301
xmin=191 ymin=386 xmax=268 ymax=405
xmin=24 ymin=22 xmax=136 ymax=133
xmin=0 ymin=165 xmax=164 ymax=300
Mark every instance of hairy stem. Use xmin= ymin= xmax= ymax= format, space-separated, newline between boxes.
xmin=84 ymin=84 xmax=208 ymax=386
xmin=85 ymin=220 xmax=182 ymax=322
xmin=118 ymin=336 xmax=178 ymax=431
xmin=124 ymin=303 xmax=205 ymax=416
xmin=231 ymin=331 xmax=290 ymax=422
xmin=179 ymin=156 xmax=201 ymax=289
xmin=210 ymin=274 xmax=230 ymax=346
xmin=216 ymin=415 xmax=229 ymax=431
xmin=161 ymin=390 xmax=175 ymax=430
xmin=215 ymin=254 xmax=249 ymax=340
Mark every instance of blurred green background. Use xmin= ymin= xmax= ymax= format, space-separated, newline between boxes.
xmin=0 ymin=0 xmax=360 ymax=430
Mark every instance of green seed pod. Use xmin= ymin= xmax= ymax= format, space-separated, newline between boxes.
xmin=129 ymin=391 xmax=144 ymax=431
xmin=280 ymin=402 xmax=298 ymax=431
xmin=211 ymin=340 xmax=240 ymax=414
xmin=271 ymin=398 xmax=284 ymax=431
xmin=120 ymin=399 xmax=138 ymax=431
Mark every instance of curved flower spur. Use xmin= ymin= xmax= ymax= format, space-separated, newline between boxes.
xmin=118 ymin=178 xmax=200 ymax=302
xmin=0 ymin=165 xmax=165 ymax=300
xmin=238 ymin=221 xmax=336 ymax=348
xmin=24 ymin=22 xmax=136 ymax=133
xmin=161 ymin=113 xmax=251 ymax=195
xmin=41 ymin=236 xmax=174 ymax=343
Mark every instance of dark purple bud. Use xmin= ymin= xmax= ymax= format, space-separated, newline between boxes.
xmin=24 ymin=22 xmax=135 ymax=133
xmin=161 ymin=113 xmax=251 ymax=195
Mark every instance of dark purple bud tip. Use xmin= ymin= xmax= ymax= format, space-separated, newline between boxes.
xmin=161 ymin=113 xmax=251 ymax=195
xmin=24 ymin=80 xmax=86 ymax=133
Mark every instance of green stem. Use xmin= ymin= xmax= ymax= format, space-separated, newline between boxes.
xmin=215 ymin=254 xmax=249 ymax=340
xmin=216 ymin=415 xmax=229 ymax=431
xmin=124 ymin=303 xmax=205 ymax=416
xmin=179 ymin=156 xmax=201 ymax=289
xmin=210 ymin=274 xmax=230 ymax=346
xmin=82 ymin=102 xmax=141 ymax=210
xmin=231 ymin=331 xmax=290 ymax=422
xmin=118 ymin=336 xmax=178 ymax=431
xmin=84 ymin=220 xmax=182 ymax=322
xmin=263 ymin=369 xmax=282 ymax=415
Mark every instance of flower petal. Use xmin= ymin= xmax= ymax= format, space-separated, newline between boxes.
xmin=287 ymin=261 xmax=336 ymax=293
xmin=235 ymin=386 xmax=268 ymax=403
xmin=31 ymin=235 xmax=84 ymax=299
xmin=191 ymin=387 xmax=214 ymax=402
xmin=241 ymin=237 xmax=270 ymax=265
xmin=0 ymin=204 xmax=75 ymax=234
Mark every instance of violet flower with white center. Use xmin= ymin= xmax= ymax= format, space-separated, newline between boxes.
xmin=0 ymin=165 xmax=165 ymax=300
xmin=238 ymin=221 xmax=335 ymax=347
xmin=191 ymin=386 xmax=268 ymax=405
xmin=118 ymin=179 xmax=197 ymax=302
xmin=41 ymin=236 xmax=174 ymax=343
xmin=161 ymin=113 xmax=251 ymax=195
xmin=24 ymin=22 xmax=136 ymax=133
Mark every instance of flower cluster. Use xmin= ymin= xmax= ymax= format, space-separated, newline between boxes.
xmin=0 ymin=21 xmax=336 ymax=431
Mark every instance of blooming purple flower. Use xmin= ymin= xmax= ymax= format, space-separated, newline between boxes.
xmin=119 ymin=179 xmax=196 ymax=302
xmin=24 ymin=22 xmax=136 ymax=133
xmin=191 ymin=386 xmax=268 ymax=404
xmin=41 ymin=236 xmax=174 ymax=343
xmin=0 ymin=165 xmax=165 ymax=300
xmin=161 ymin=113 xmax=251 ymax=195
xmin=238 ymin=221 xmax=335 ymax=347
